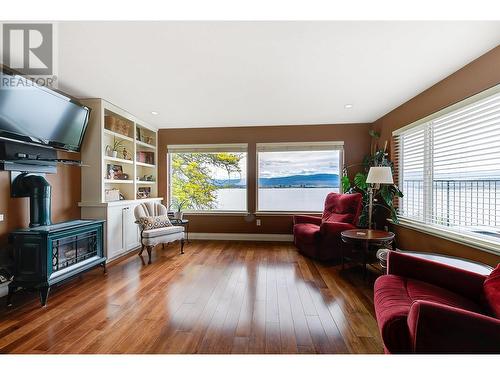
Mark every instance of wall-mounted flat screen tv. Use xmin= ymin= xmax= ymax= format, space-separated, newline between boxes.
xmin=0 ymin=73 xmax=90 ymax=152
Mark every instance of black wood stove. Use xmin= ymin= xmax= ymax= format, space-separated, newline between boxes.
xmin=8 ymin=219 xmax=106 ymax=306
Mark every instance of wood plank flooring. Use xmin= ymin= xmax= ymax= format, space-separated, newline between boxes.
xmin=0 ymin=241 xmax=383 ymax=354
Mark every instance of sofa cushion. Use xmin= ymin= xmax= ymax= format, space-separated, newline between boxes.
xmin=484 ymin=264 xmax=500 ymax=318
xmin=374 ymin=274 xmax=484 ymax=353
xmin=142 ymin=225 xmax=184 ymax=238
xmin=293 ymin=223 xmax=320 ymax=244
xmin=322 ymin=192 xmax=362 ymax=225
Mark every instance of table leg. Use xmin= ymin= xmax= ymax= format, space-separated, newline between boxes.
xmin=363 ymin=240 xmax=369 ymax=280
xmin=341 ymin=242 xmax=345 ymax=270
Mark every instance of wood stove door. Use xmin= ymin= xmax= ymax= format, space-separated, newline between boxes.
xmin=11 ymin=235 xmax=45 ymax=283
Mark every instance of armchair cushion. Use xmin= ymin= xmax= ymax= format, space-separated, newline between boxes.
xmin=141 ymin=225 xmax=184 ymax=238
xmin=374 ymin=274 xmax=484 ymax=353
xmin=293 ymin=192 xmax=363 ymax=262
xmin=484 ymin=264 xmax=500 ymax=318
xmin=293 ymin=223 xmax=320 ymax=244
xmin=293 ymin=215 xmax=322 ymax=226
xmin=138 ymin=214 xmax=172 ymax=230
xmin=407 ymin=300 xmax=500 ymax=353
xmin=387 ymin=251 xmax=486 ymax=303
xmin=140 ymin=226 xmax=184 ymax=247
xmin=319 ymin=221 xmax=356 ymax=236
xmin=322 ymin=192 xmax=363 ymax=225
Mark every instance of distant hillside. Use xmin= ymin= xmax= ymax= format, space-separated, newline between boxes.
xmin=213 ymin=173 xmax=339 ymax=188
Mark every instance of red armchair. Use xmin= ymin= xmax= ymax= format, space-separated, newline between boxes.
xmin=374 ymin=251 xmax=500 ymax=353
xmin=293 ymin=192 xmax=363 ymax=262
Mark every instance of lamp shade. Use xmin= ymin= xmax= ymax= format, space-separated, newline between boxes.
xmin=366 ymin=166 xmax=394 ymax=184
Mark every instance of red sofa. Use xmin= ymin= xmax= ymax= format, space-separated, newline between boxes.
xmin=293 ymin=192 xmax=363 ymax=262
xmin=374 ymin=251 xmax=500 ymax=353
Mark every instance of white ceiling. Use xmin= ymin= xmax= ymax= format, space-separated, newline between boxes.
xmin=57 ymin=21 xmax=500 ymax=129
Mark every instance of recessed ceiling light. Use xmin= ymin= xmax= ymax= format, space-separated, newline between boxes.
xmin=344 ymin=104 xmax=353 ymax=109
xmin=151 ymin=111 xmax=159 ymax=115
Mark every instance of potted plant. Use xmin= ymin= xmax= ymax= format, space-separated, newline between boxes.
xmin=342 ymin=130 xmax=403 ymax=228
xmin=169 ymin=199 xmax=189 ymax=220
xmin=105 ymin=137 xmax=124 ymax=158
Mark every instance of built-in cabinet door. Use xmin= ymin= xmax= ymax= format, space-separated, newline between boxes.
xmin=106 ymin=206 xmax=124 ymax=259
xmin=123 ymin=205 xmax=140 ymax=251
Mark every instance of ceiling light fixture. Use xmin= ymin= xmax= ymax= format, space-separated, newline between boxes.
xmin=151 ymin=111 xmax=159 ymax=115
xmin=344 ymin=104 xmax=353 ymax=109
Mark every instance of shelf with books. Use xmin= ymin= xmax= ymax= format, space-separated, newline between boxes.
xmin=136 ymin=150 xmax=155 ymax=165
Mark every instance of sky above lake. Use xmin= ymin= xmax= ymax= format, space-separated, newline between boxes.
xmin=259 ymin=150 xmax=340 ymax=178
xmin=206 ymin=150 xmax=340 ymax=180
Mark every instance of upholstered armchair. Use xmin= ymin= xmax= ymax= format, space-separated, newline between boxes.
xmin=374 ymin=251 xmax=500 ymax=353
xmin=134 ymin=202 xmax=185 ymax=264
xmin=293 ymin=192 xmax=363 ymax=262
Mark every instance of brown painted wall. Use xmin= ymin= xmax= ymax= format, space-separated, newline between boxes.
xmin=158 ymin=123 xmax=372 ymax=234
xmin=373 ymin=46 xmax=500 ymax=143
xmin=0 ymin=151 xmax=82 ymax=246
xmin=372 ymin=45 xmax=500 ymax=266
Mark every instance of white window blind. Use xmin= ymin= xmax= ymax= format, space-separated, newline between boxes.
xmin=167 ymin=143 xmax=248 ymax=153
xmin=256 ymin=141 xmax=344 ymax=152
xmin=394 ymin=87 xmax=500 ymax=243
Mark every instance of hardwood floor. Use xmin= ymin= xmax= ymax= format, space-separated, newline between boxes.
xmin=0 ymin=241 xmax=383 ymax=354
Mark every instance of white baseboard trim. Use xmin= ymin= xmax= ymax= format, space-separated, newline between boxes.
xmin=189 ymin=232 xmax=294 ymax=242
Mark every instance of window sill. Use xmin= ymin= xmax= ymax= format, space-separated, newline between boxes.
xmin=256 ymin=211 xmax=322 ymax=216
xmin=388 ymin=218 xmax=500 ymax=256
xmin=183 ymin=211 xmax=249 ymax=216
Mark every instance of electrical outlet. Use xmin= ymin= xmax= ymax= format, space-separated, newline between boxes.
xmin=256 ymin=219 xmax=261 ymax=226
xmin=0 ymin=214 xmax=4 ymax=222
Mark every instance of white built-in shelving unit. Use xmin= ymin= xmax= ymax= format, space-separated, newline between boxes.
xmin=78 ymin=99 xmax=162 ymax=261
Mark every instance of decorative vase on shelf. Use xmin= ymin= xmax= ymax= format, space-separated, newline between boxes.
xmin=173 ymin=211 xmax=183 ymax=220
xmin=111 ymin=151 xmax=118 ymax=158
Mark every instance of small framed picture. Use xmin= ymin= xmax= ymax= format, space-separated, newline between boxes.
xmin=107 ymin=164 xmax=124 ymax=180
xmin=137 ymin=187 xmax=151 ymax=199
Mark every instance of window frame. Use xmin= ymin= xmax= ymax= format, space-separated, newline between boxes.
xmin=167 ymin=143 xmax=249 ymax=214
xmin=255 ymin=141 xmax=344 ymax=214
xmin=393 ymin=84 xmax=500 ymax=255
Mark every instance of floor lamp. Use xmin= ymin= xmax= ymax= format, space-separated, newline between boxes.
xmin=366 ymin=166 xmax=394 ymax=229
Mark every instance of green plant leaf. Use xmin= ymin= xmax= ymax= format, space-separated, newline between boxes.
xmin=341 ymin=175 xmax=351 ymax=192
xmin=379 ymin=185 xmax=393 ymax=207
xmin=354 ymin=172 xmax=368 ymax=190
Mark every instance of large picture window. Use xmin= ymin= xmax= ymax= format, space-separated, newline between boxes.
xmin=168 ymin=144 xmax=247 ymax=212
xmin=256 ymin=142 xmax=343 ymax=212
xmin=395 ymin=86 xmax=500 ymax=245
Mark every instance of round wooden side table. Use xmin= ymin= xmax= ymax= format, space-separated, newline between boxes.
xmin=340 ymin=229 xmax=395 ymax=278
xmin=170 ymin=218 xmax=190 ymax=242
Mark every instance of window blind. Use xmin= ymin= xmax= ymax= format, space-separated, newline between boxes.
xmin=256 ymin=141 xmax=344 ymax=152
xmin=394 ymin=87 xmax=500 ymax=240
xmin=167 ymin=143 xmax=248 ymax=153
